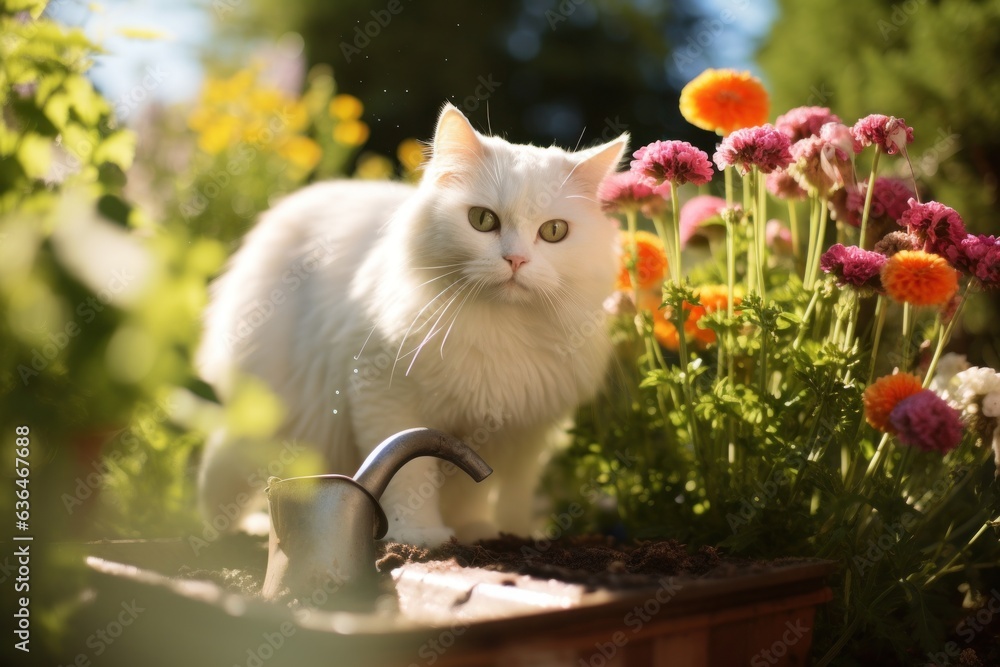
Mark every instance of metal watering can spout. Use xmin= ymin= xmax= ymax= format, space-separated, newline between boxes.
xmin=355 ymin=428 xmax=492 ymax=519
xmin=261 ymin=428 xmax=492 ymax=603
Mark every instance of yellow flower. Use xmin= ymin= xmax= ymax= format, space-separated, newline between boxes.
xmin=354 ymin=153 xmax=394 ymax=180
xmin=397 ymin=138 xmax=426 ymax=172
xmin=329 ymin=94 xmax=364 ymax=121
xmin=249 ymin=89 xmax=283 ymax=114
xmin=333 ymin=120 xmax=370 ymax=147
xmin=276 ymin=136 xmax=322 ymax=172
xmin=680 ymin=69 xmax=769 ymax=136
xmin=197 ymin=115 xmax=240 ymax=155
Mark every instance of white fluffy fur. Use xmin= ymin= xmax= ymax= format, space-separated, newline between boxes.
xmin=197 ymin=104 xmax=627 ymax=544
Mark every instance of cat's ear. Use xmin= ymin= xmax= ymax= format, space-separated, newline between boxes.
xmin=573 ymin=133 xmax=630 ymax=191
xmin=427 ymin=103 xmax=483 ymax=183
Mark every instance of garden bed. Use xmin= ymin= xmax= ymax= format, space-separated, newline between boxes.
xmin=78 ymin=535 xmax=835 ymax=666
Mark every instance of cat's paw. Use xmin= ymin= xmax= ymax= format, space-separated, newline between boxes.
xmin=384 ymin=524 xmax=455 ymax=547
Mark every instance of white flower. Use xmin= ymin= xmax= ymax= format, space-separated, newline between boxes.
xmin=951 ymin=366 xmax=1000 ymax=416
xmin=930 ymin=352 xmax=970 ymax=402
xmin=984 ymin=393 xmax=1000 ymax=419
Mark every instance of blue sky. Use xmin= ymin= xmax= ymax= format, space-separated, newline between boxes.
xmin=54 ymin=0 xmax=777 ymax=121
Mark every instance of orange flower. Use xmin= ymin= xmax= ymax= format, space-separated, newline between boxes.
xmin=647 ymin=285 xmax=738 ymax=350
xmin=679 ymin=69 xmax=769 ymax=136
xmin=881 ymin=250 xmax=959 ymax=307
xmin=618 ymin=230 xmax=668 ymax=290
xmin=863 ymin=372 xmax=923 ymax=432
xmin=684 ymin=285 xmax=740 ymax=346
xmin=652 ymin=311 xmax=681 ymax=351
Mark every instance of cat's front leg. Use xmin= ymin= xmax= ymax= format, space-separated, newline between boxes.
xmin=378 ymin=456 xmax=456 ymax=546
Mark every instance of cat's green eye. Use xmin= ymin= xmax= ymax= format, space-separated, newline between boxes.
xmin=539 ymin=219 xmax=569 ymax=243
xmin=468 ymin=207 xmax=500 ymax=232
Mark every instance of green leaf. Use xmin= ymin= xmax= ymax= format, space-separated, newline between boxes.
xmin=93 ymin=130 xmax=135 ymax=170
xmin=16 ymin=132 xmax=51 ymax=178
xmin=43 ymin=92 xmax=70 ymax=129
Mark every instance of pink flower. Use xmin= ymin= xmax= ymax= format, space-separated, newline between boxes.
xmin=788 ymin=136 xmax=851 ymax=198
xmin=598 ymin=170 xmax=671 ymax=216
xmin=851 ymin=114 xmax=914 ymax=155
xmin=679 ymin=195 xmax=726 ymax=246
xmin=766 ymin=169 xmax=807 ymax=200
xmin=950 ymin=234 xmax=1000 ymax=288
xmin=819 ymin=243 xmax=887 ymax=294
xmin=820 ymin=121 xmax=860 ymax=155
xmin=839 ymin=177 xmax=915 ymax=228
xmin=766 ymin=219 xmax=793 ymax=253
xmin=888 ymin=389 xmax=963 ymax=454
xmin=713 ymin=124 xmax=793 ymax=176
xmin=631 ymin=141 xmax=714 ymax=187
xmin=774 ymin=106 xmax=842 ymax=143
xmin=900 ymin=199 xmax=967 ymax=258
xmin=873 ymin=231 xmax=921 ymax=258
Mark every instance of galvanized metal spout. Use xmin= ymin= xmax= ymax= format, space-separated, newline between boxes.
xmin=261 ymin=428 xmax=492 ymax=603
xmin=355 ymin=428 xmax=492 ymax=529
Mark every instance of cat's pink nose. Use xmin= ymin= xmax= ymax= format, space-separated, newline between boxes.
xmin=505 ymin=255 xmax=528 ymax=272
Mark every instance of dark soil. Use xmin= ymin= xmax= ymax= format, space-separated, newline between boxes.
xmin=376 ymin=533 xmax=732 ymax=590
xmin=175 ymin=532 xmax=814 ymax=609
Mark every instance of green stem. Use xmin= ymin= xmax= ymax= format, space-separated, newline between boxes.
xmin=901 ymin=302 xmax=913 ymax=370
xmin=803 ymin=197 xmax=819 ymax=287
xmin=857 ymin=148 xmax=882 ymax=250
xmin=806 ymin=198 xmax=829 ymax=290
xmin=793 ymin=288 xmax=822 ymax=350
xmin=921 ymin=286 xmax=970 ymax=388
xmin=755 ymin=167 xmax=768 ymax=303
xmin=788 ymin=199 xmax=800 ymax=269
xmin=670 ymin=181 xmax=699 ymax=455
xmin=866 ymin=295 xmax=888 ymax=384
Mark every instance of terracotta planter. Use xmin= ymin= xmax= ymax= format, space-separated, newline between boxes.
xmin=76 ymin=539 xmax=835 ymax=667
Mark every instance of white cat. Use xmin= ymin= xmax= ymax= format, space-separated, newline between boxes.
xmin=197 ymin=103 xmax=627 ymax=545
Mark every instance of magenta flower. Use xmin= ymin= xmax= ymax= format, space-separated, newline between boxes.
xmin=713 ymin=124 xmax=793 ymax=176
xmin=819 ymin=243 xmax=887 ymax=295
xmin=766 ymin=169 xmax=807 ymax=200
xmin=598 ymin=170 xmax=670 ymax=216
xmin=950 ymin=234 xmax=1000 ymax=289
xmin=888 ymin=389 xmax=963 ymax=454
xmin=873 ymin=231 xmax=921 ymax=258
xmin=679 ymin=195 xmax=727 ymax=246
xmin=900 ymin=199 xmax=967 ymax=258
xmin=839 ymin=177 xmax=915 ymax=228
xmin=851 ymin=114 xmax=914 ymax=155
xmin=630 ymin=141 xmax=713 ymax=187
xmin=788 ymin=136 xmax=851 ymax=198
xmin=774 ymin=106 xmax=842 ymax=143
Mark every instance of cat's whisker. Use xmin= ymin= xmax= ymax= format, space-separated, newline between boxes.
xmin=390 ymin=276 xmax=471 ymax=384
xmin=356 ymin=268 xmax=465 ymax=361
xmin=439 ymin=278 xmax=487 ymax=358
xmin=564 ymin=194 xmax=598 ymax=204
xmin=403 ymin=279 xmax=473 ymax=376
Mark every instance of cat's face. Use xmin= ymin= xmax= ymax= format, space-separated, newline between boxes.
xmin=409 ymin=105 xmax=628 ymax=308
